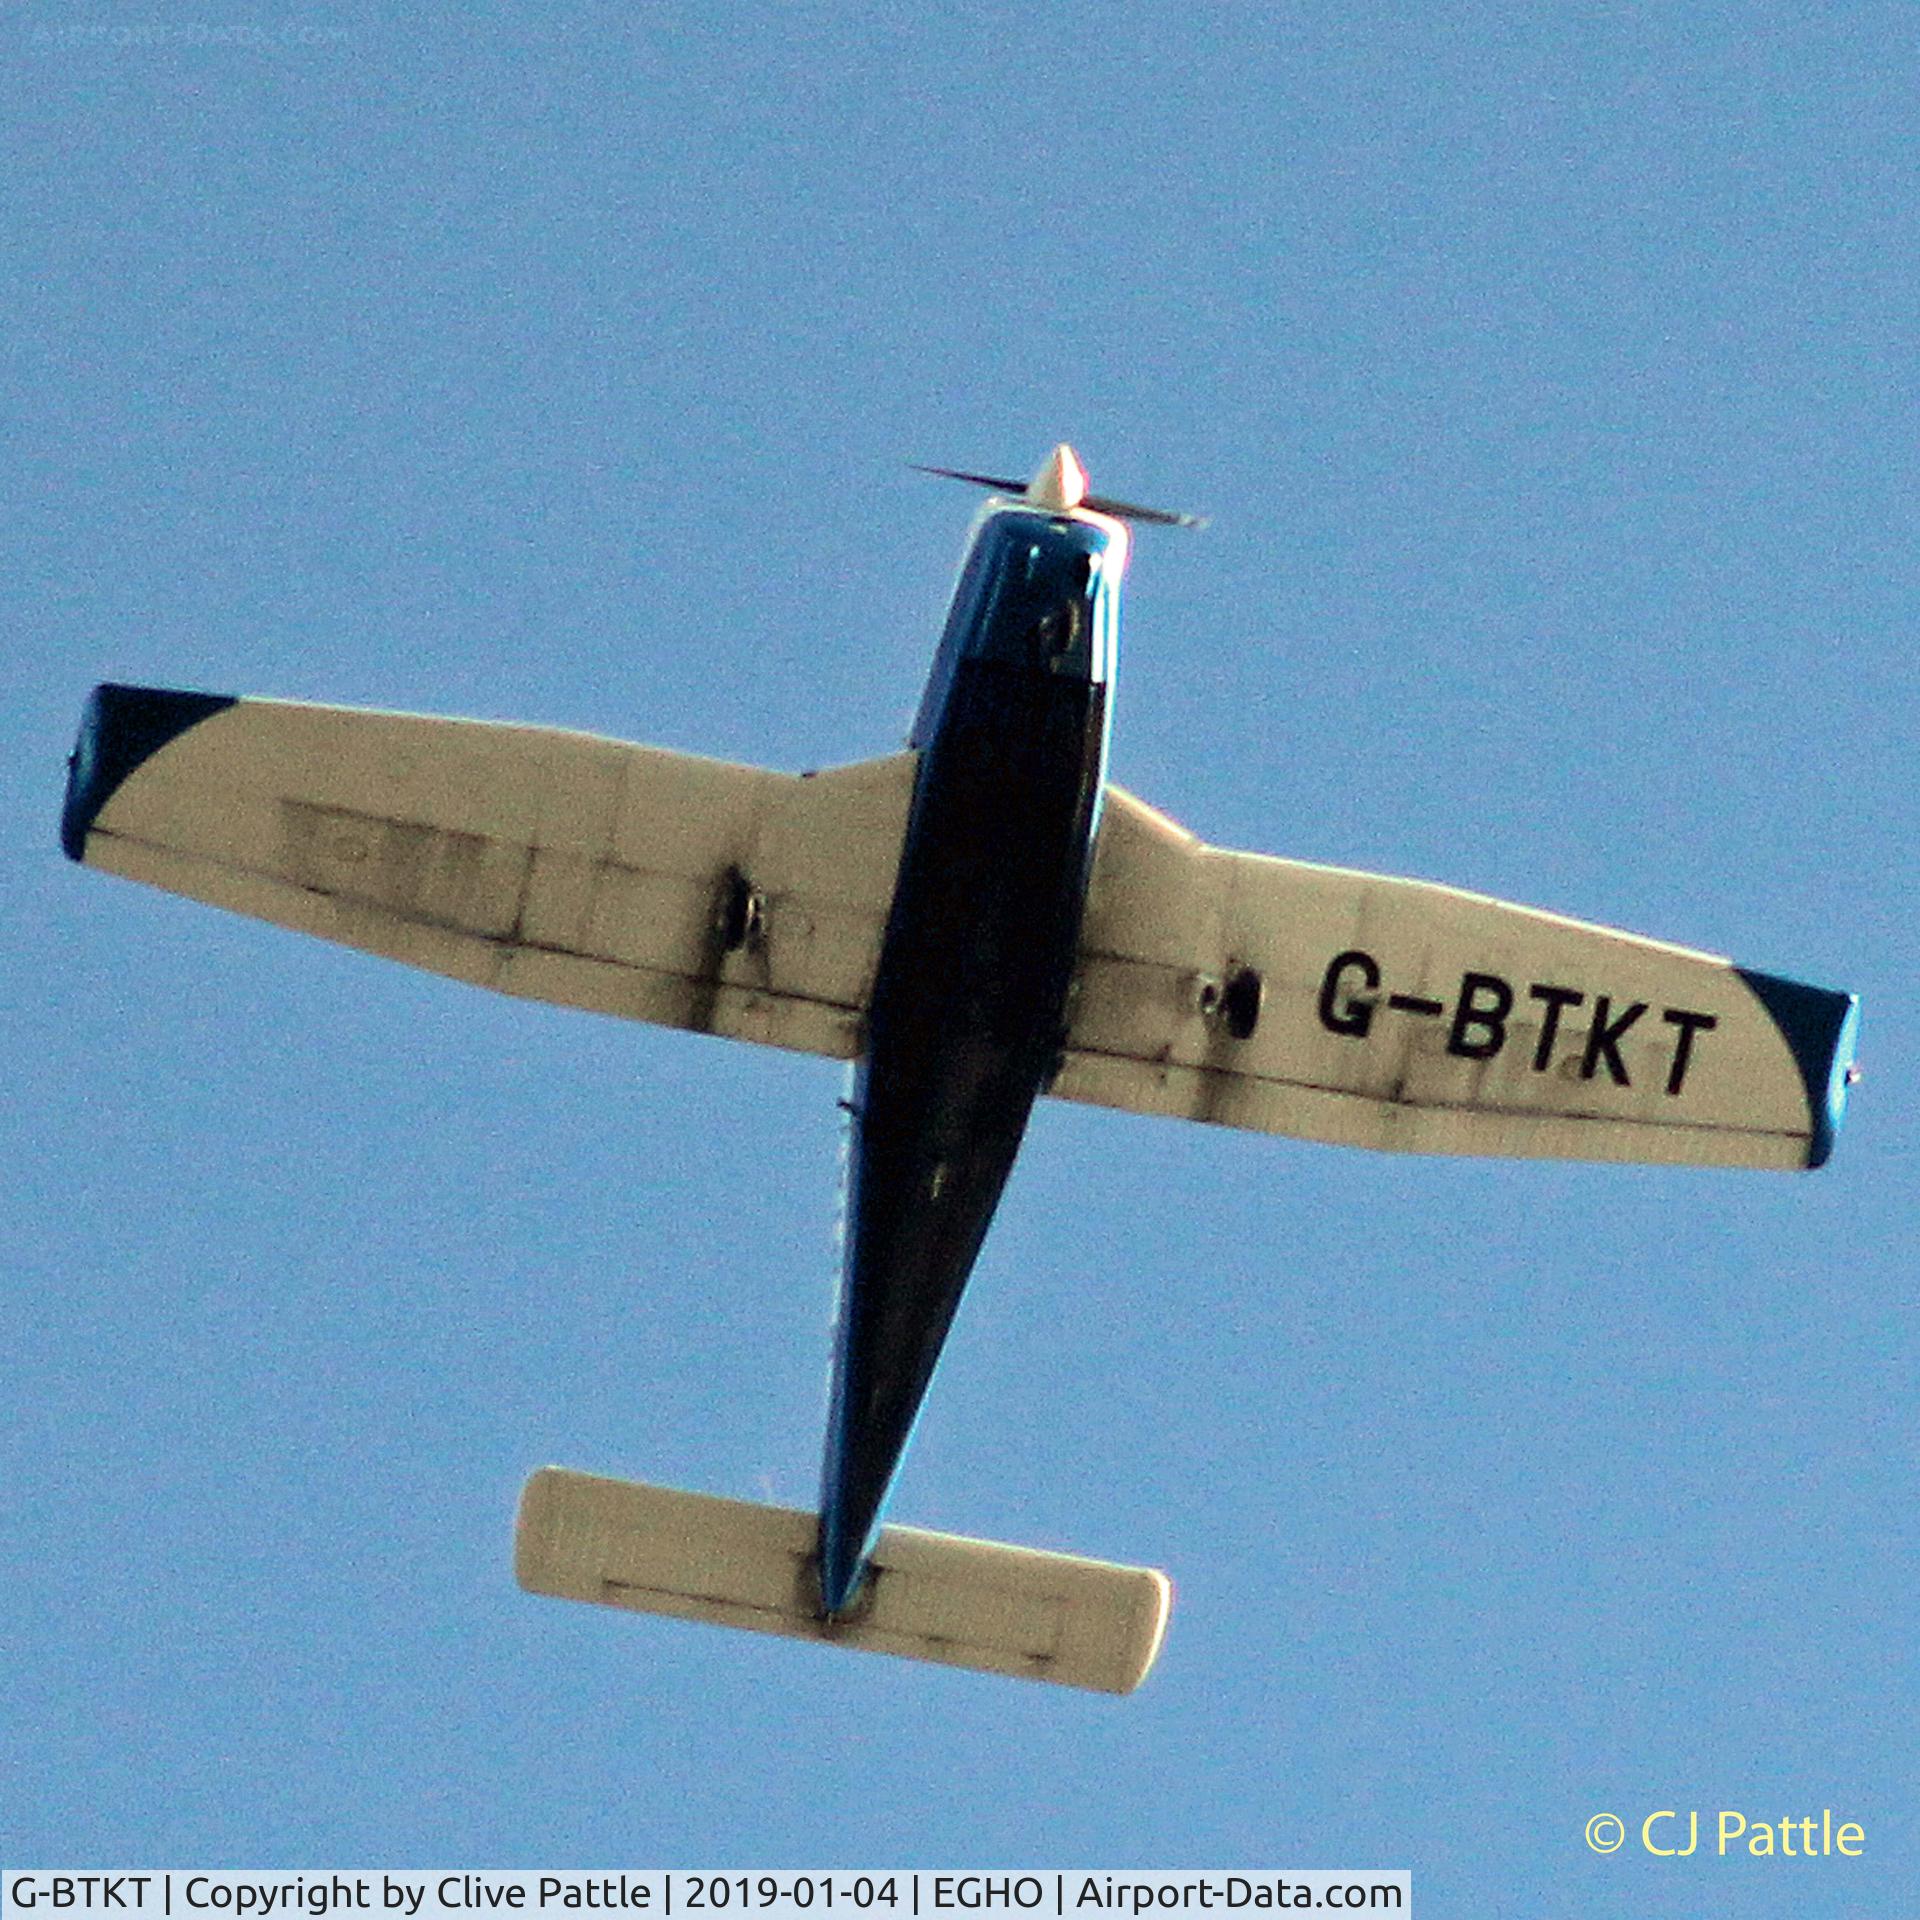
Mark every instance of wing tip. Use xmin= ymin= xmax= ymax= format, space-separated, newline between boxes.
xmin=62 ymin=683 xmax=238 ymax=862
xmin=1736 ymin=967 xmax=1861 ymax=1169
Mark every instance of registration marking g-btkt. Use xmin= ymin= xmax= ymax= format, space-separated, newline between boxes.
xmin=1317 ymin=948 xmax=1718 ymax=1094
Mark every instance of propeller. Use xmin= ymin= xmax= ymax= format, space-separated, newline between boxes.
xmin=912 ymin=445 xmax=1206 ymax=528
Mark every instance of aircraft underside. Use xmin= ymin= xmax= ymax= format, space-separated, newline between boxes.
xmin=58 ymin=445 xmax=1857 ymax=1692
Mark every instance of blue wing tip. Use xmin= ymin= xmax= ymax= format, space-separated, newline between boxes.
xmin=1736 ymin=967 xmax=1860 ymax=1170
xmin=62 ymin=683 xmax=237 ymax=862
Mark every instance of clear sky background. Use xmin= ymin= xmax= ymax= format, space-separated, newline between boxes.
xmin=4 ymin=7 xmax=1913 ymax=1914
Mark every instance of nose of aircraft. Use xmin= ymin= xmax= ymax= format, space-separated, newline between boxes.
xmin=1026 ymin=443 xmax=1089 ymax=511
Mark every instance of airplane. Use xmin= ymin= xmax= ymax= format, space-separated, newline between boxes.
xmin=62 ymin=444 xmax=1859 ymax=1694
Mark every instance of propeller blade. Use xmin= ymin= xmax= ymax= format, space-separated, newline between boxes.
xmin=912 ymin=460 xmax=1205 ymax=529
xmin=910 ymin=464 xmax=1028 ymax=493
xmin=1083 ymin=493 xmax=1208 ymax=530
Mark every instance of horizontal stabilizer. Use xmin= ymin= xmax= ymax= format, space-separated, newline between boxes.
xmin=515 ymin=1468 xmax=1171 ymax=1695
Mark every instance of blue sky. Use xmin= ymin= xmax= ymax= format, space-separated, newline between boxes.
xmin=4 ymin=6 xmax=1913 ymax=1913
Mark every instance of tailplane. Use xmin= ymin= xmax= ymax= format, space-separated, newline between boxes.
xmin=516 ymin=1468 xmax=1171 ymax=1694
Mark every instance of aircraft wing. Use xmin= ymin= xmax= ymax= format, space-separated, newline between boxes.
xmin=1055 ymin=785 xmax=1858 ymax=1170
xmin=62 ymin=684 xmax=915 ymax=1060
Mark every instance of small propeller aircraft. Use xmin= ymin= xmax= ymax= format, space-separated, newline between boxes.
xmin=63 ymin=446 xmax=1858 ymax=1693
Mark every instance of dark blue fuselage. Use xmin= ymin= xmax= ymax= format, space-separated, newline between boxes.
xmin=817 ymin=505 xmax=1125 ymax=1612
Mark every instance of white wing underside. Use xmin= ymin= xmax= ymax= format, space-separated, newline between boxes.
xmin=1059 ymin=787 xmax=1835 ymax=1170
xmin=75 ymin=694 xmax=915 ymax=1061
